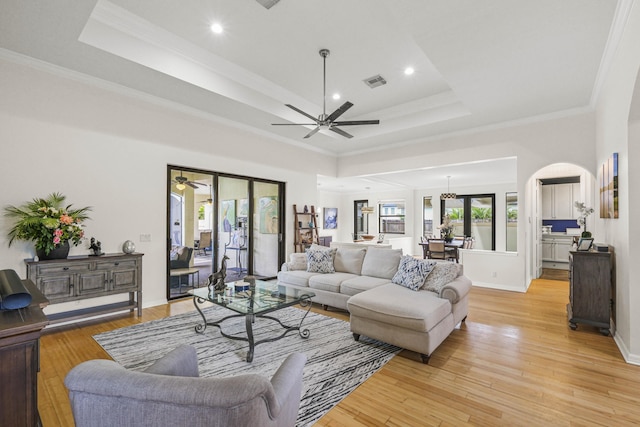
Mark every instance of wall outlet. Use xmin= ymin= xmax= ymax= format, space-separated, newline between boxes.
xmin=491 ymin=271 xmax=497 ymax=278
xmin=140 ymin=233 xmax=151 ymax=242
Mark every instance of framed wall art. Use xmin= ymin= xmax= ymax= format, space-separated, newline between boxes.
xmin=324 ymin=208 xmax=338 ymax=229
xmin=599 ymin=152 xmax=618 ymax=218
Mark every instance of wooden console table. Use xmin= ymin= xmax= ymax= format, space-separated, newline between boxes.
xmin=568 ymin=250 xmax=614 ymax=335
xmin=0 ymin=279 xmax=49 ymax=426
xmin=25 ymin=253 xmax=143 ymax=324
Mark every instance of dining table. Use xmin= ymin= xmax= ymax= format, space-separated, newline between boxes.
xmin=418 ymin=240 xmax=464 ymax=262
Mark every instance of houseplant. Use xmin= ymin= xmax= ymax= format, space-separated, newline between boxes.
xmin=574 ymin=201 xmax=595 ymax=238
xmin=438 ymin=214 xmax=454 ymax=242
xmin=4 ymin=193 xmax=91 ymax=259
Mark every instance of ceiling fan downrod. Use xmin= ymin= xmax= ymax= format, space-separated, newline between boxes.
xmin=320 ymin=48 xmax=330 ymax=122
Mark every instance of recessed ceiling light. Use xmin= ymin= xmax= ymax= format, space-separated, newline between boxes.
xmin=210 ymin=23 xmax=223 ymax=34
xmin=332 ymin=93 xmax=341 ymax=100
xmin=404 ymin=67 xmax=415 ymax=76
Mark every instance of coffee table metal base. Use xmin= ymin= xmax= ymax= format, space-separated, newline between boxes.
xmin=192 ymin=295 xmax=313 ymax=362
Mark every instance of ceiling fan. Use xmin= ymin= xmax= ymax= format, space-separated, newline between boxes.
xmin=172 ymin=171 xmax=205 ymax=189
xmin=199 ymin=185 xmax=214 ymax=205
xmin=272 ymin=49 xmax=380 ymax=139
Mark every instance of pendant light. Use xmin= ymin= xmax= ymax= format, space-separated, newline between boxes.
xmin=441 ymin=176 xmax=457 ymax=200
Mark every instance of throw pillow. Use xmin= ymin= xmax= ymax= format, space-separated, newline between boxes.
xmin=306 ymin=246 xmax=336 ymax=274
xmin=287 ymin=253 xmax=307 ymax=271
xmin=361 ymin=247 xmax=403 ymax=279
xmin=422 ymin=262 xmax=459 ymax=293
xmin=391 ymin=256 xmax=437 ymax=291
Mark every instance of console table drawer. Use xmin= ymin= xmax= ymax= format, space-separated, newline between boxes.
xmin=95 ymin=259 xmax=137 ymax=270
xmin=35 ymin=262 xmax=91 ymax=275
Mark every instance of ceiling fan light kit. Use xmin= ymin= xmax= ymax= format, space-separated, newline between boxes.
xmin=272 ymin=48 xmax=380 ymax=139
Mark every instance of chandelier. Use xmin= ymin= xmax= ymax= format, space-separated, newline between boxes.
xmin=441 ymin=176 xmax=457 ymax=200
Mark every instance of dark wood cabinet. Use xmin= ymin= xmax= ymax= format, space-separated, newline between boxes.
xmin=568 ymin=250 xmax=614 ymax=335
xmin=0 ymin=280 xmax=48 ymax=427
xmin=25 ymin=253 xmax=143 ymax=323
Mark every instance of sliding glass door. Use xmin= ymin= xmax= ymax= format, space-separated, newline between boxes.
xmin=253 ymin=181 xmax=284 ymax=278
xmin=167 ymin=166 xmax=284 ymax=300
xmin=441 ymin=194 xmax=495 ymax=250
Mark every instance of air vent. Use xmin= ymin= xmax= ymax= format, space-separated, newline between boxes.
xmin=255 ymin=0 xmax=280 ymax=9
xmin=364 ymin=74 xmax=387 ymax=88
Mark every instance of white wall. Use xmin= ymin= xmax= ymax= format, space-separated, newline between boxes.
xmin=0 ymin=56 xmax=334 ymax=314
xmin=594 ymin=0 xmax=640 ymax=363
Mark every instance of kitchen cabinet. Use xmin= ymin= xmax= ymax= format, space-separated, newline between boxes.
xmin=542 ymin=183 xmax=580 ymax=219
xmin=541 ymin=235 xmax=573 ymax=270
xmin=568 ymin=250 xmax=613 ymax=335
xmin=25 ymin=253 xmax=143 ymax=323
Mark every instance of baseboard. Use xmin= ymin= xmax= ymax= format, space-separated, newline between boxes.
xmin=614 ymin=333 xmax=640 ymax=366
xmin=472 ymin=281 xmax=527 ymax=293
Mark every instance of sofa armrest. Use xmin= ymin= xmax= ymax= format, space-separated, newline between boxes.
xmin=439 ymin=275 xmax=472 ymax=304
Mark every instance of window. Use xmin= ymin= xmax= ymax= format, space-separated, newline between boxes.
xmin=506 ymin=192 xmax=517 ymax=252
xmin=379 ymin=201 xmax=405 ymax=234
xmin=423 ymin=197 xmax=433 ymax=236
xmin=441 ymin=194 xmax=495 ymax=250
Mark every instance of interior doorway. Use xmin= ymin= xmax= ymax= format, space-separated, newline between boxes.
xmin=167 ymin=166 xmax=285 ymax=300
xmin=525 ymin=162 xmax=596 ymax=284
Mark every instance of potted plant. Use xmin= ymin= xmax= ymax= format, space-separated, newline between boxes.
xmin=4 ymin=193 xmax=91 ymax=260
xmin=574 ymin=201 xmax=595 ymax=238
xmin=438 ymin=214 xmax=454 ymax=242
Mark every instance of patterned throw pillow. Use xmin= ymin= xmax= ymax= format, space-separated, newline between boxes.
xmin=306 ymin=246 xmax=336 ymax=273
xmin=422 ymin=262 xmax=459 ymax=293
xmin=391 ymin=256 xmax=437 ymax=291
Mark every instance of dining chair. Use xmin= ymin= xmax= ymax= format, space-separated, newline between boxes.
xmin=197 ymin=231 xmax=212 ymax=255
xmin=427 ymin=239 xmax=458 ymax=263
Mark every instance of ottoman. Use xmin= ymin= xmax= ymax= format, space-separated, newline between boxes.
xmin=347 ymin=283 xmax=456 ymax=363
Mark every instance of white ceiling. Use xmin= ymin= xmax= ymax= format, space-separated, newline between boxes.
xmin=0 ymin=0 xmax=623 ymax=191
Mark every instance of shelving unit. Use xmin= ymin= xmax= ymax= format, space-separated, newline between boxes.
xmin=293 ymin=204 xmax=319 ymax=253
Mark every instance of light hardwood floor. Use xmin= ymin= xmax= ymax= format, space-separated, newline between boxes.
xmin=38 ymin=279 xmax=640 ymax=426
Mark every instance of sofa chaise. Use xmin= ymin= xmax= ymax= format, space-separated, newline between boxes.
xmin=277 ymin=245 xmax=471 ymax=362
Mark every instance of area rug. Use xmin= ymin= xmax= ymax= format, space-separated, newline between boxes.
xmin=93 ymin=305 xmax=400 ymax=427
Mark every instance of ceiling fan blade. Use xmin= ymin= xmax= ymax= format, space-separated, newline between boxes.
xmin=285 ymin=104 xmax=319 ymax=123
xmin=303 ymin=126 xmax=321 ymax=138
xmin=271 ymin=123 xmax=318 ymax=126
xmin=326 ymin=101 xmax=353 ymax=122
xmin=186 ymin=182 xmax=199 ymax=189
xmin=329 ymin=126 xmax=354 ymax=139
xmin=332 ymin=119 xmax=380 ymax=126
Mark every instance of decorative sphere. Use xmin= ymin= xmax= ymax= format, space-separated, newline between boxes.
xmin=122 ymin=240 xmax=136 ymax=254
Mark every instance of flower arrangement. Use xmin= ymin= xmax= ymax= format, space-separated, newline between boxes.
xmin=437 ymin=214 xmax=454 ymax=240
xmin=4 ymin=193 xmax=91 ymax=255
xmin=574 ymin=201 xmax=594 ymax=237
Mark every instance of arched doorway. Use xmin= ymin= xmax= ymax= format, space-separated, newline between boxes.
xmin=525 ymin=163 xmax=596 ymax=282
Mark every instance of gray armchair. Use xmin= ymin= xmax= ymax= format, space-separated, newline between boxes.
xmin=64 ymin=345 xmax=307 ymax=427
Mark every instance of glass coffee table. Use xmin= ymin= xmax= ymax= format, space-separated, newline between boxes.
xmin=189 ymin=280 xmax=315 ymax=362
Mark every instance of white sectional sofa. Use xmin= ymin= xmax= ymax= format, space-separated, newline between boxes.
xmin=276 ymin=245 xmax=472 ymax=363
